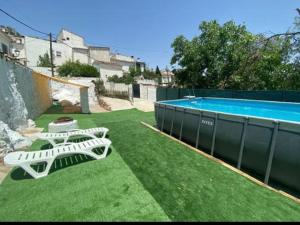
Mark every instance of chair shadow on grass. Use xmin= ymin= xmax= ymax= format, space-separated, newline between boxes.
xmin=10 ymin=135 xmax=112 ymax=181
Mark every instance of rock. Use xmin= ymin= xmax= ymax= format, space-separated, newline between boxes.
xmin=0 ymin=121 xmax=32 ymax=153
xmin=18 ymin=127 xmax=44 ymax=142
xmin=27 ymin=119 xmax=36 ymax=128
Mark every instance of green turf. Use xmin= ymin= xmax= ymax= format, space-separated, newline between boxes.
xmin=0 ymin=109 xmax=168 ymax=222
xmin=0 ymin=108 xmax=300 ymax=221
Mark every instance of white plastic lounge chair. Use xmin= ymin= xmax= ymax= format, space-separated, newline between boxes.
xmin=37 ymin=127 xmax=109 ymax=148
xmin=4 ymin=138 xmax=111 ymax=179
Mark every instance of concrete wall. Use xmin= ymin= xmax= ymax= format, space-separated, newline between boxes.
xmin=111 ymin=54 xmax=135 ymax=62
xmin=111 ymin=59 xmax=135 ymax=73
xmin=0 ymin=57 xmax=52 ymax=130
xmin=104 ymin=82 xmax=132 ymax=93
xmin=89 ymin=47 xmax=110 ymax=62
xmin=73 ymin=48 xmax=89 ymax=64
xmin=93 ymin=62 xmax=123 ymax=82
xmin=140 ymin=84 xmax=157 ymax=102
xmin=32 ymin=72 xmax=53 ymax=115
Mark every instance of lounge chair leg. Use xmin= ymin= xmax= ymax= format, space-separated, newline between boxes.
xmin=102 ymin=145 xmax=110 ymax=158
xmin=101 ymin=131 xmax=108 ymax=138
xmin=20 ymin=158 xmax=55 ymax=179
xmin=48 ymin=139 xmax=57 ymax=148
xmin=84 ymin=145 xmax=110 ymax=160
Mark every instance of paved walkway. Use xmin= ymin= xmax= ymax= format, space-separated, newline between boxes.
xmin=101 ymin=97 xmax=135 ymax=111
xmin=132 ymin=98 xmax=155 ymax=112
xmin=98 ymin=97 xmax=155 ymax=112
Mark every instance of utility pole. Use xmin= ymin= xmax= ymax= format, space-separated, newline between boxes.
xmin=49 ymin=32 xmax=54 ymax=77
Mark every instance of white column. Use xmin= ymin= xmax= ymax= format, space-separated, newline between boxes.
xmin=80 ymin=87 xmax=90 ymax=113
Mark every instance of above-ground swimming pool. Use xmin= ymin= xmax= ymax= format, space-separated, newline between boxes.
xmin=155 ymin=97 xmax=300 ymax=195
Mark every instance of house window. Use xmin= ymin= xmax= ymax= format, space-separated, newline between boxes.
xmin=1 ymin=43 xmax=8 ymax=54
xmin=56 ymin=51 xmax=62 ymax=57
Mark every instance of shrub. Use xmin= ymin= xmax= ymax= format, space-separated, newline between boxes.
xmin=107 ymin=74 xmax=134 ymax=84
xmin=92 ymin=79 xmax=105 ymax=96
xmin=57 ymin=60 xmax=99 ymax=77
xmin=37 ymin=52 xmax=53 ymax=67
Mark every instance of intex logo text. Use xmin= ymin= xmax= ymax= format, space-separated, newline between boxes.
xmin=201 ymin=120 xmax=214 ymax=126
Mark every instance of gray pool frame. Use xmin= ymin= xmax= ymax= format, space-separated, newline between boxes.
xmin=155 ymin=97 xmax=300 ymax=195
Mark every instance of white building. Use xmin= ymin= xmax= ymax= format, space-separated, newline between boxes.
xmin=25 ymin=36 xmax=73 ymax=68
xmin=0 ymin=29 xmax=12 ymax=56
xmin=0 ymin=26 xmax=27 ymax=65
xmin=161 ymin=70 xmax=175 ymax=86
xmin=20 ymin=28 xmax=146 ymax=79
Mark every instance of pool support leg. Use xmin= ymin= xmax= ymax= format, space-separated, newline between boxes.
xmin=195 ymin=111 xmax=202 ymax=149
xmin=264 ymin=121 xmax=279 ymax=184
xmin=170 ymin=107 xmax=176 ymax=136
xmin=237 ymin=117 xmax=249 ymax=169
xmin=161 ymin=105 xmax=166 ymax=132
xmin=179 ymin=108 xmax=186 ymax=141
xmin=210 ymin=113 xmax=218 ymax=156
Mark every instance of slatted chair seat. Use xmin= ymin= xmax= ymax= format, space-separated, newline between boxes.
xmin=37 ymin=127 xmax=109 ymax=147
xmin=4 ymin=138 xmax=112 ymax=179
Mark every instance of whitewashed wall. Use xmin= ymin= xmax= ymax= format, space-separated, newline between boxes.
xmin=25 ymin=36 xmax=73 ymax=67
xmin=89 ymin=48 xmax=110 ymax=62
xmin=93 ymin=62 xmax=123 ymax=82
xmin=104 ymin=82 xmax=132 ymax=93
xmin=140 ymin=84 xmax=157 ymax=102
xmin=57 ymin=30 xmax=87 ymax=49
xmin=73 ymin=48 xmax=89 ymax=64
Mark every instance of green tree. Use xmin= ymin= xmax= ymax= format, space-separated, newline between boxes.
xmin=37 ymin=52 xmax=53 ymax=67
xmin=171 ymin=20 xmax=298 ymax=90
xmin=155 ymin=66 xmax=162 ymax=76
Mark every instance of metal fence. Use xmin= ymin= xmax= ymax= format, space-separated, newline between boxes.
xmin=156 ymin=87 xmax=300 ymax=103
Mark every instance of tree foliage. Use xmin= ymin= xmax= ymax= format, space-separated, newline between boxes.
xmin=57 ymin=60 xmax=99 ymax=77
xmin=171 ymin=19 xmax=300 ymax=90
xmin=37 ymin=52 xmax=52 ymax=67
xmin=107 ymin=66 xmax=161 ymax=84
xmin=155 ymin=66 xmax=162 ymax=76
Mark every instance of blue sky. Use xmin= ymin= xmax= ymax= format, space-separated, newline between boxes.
xmin=0 ymin=0 xmax=299 ymax=69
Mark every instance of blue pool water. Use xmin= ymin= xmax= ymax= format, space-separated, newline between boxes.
xmin=160 ymin=98 xmax=300 ymax=123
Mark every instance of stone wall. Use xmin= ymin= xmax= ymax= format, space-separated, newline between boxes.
xmin=0 ymin=57 xmax=52 ymax=130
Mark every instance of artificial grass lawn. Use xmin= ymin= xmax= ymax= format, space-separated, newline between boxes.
xmin=0 ymin=108 xmax=300 ymax=221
